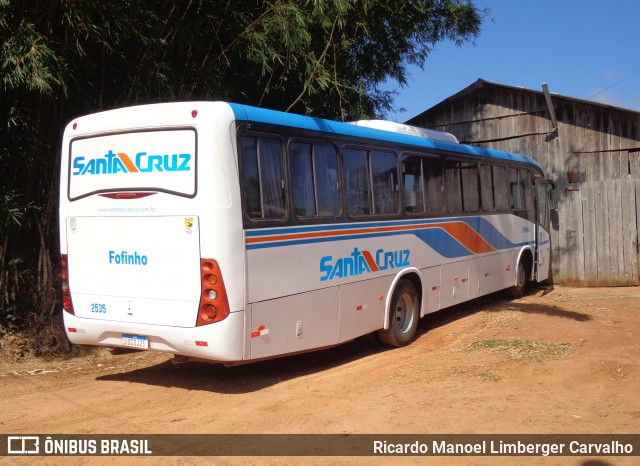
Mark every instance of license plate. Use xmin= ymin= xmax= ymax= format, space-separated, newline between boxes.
xmin=122 ymin=334 xmax=149 ymax=349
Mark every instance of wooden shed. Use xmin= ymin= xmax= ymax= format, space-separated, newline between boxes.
xmin=407 ymin=79 xmax=640 ymax=286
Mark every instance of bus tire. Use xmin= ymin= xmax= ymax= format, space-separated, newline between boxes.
xmin=508 ymin=260 xmax=528 ymax=299
xmin=377 ymin=279 xmax=420 ymax=348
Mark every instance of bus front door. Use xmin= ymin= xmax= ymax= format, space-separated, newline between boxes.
xmin=533 ymin=178 xmax=553 ymax=282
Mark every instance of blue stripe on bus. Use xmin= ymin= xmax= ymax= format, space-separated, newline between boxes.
xmin=229 ymin=103 xmax=542 ymax=169
xmin=461 ymin=217 xmax=517 ymax=250
xmin=246 ymin=216 xmax=510 ymax=237
xmin=245 ymin=218 xmax=534 ymax=258
xmin=246 ymin=228 xmax=475 ymax=258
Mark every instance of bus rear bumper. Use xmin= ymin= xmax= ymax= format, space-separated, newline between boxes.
xmin=62 ymin=310 xmax=245 ymax=362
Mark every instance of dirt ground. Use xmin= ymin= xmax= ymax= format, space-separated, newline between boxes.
xmin=1 ymin=286 xmax=639 ymax=466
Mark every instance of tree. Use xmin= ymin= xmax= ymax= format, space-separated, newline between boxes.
xmin=117 ymin=0 xmax=483 ymax=119
xmin=0 ymin=0 xmax=483 ymax=329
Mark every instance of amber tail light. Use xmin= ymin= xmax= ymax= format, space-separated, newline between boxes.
xmin=197 ymin=259 xmax=230 ymax=326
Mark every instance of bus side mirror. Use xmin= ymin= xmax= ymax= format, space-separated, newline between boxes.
xmin=547 ymin=179 xmax=559 ymax=231
xmin=547 ymin=180 xmax=558 ymax=210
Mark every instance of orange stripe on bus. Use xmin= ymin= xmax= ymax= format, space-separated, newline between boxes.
xmin=246 ymin=223 xmax=433 ymax=243
xmin=117 ymin=153 xmax=139 ymax=173
xmin=246 ymin=221 xmax=496 ymax=254
xmin=361 ymin=250 xmax=379 ymax=272
xmin=437 ymin=222 xmax=494 ymax=254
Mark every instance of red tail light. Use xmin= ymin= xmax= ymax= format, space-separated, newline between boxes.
xmin=61 ymin=254 xmax=75 ymax=315
xmin=197 ymin=259 xmax=230 ymax=326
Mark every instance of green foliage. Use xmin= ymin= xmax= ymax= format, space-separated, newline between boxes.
xmin=1 ymin=20 xmax=64 ymax=94
xmin=0 ymin=0 xmax=483 ymax=329
xmin=1 ymin=191 xmax=38 ymax=229
xmin=211 ymin=0 xmax=484 ymax=118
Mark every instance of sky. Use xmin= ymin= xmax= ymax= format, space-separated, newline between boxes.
xmin=386 ymin=0 xmax=640 ymax=122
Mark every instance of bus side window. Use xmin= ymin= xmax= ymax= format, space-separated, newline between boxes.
xmin=402 ymin=155 xmax=444 ymax=214
xmin=446 ymin=160 xmax=479 ymax=213
xmin=314 ymin=144 xmax=340 ymax=217
xmin=493 ymin=165 xmax=509 ymax=210
xmin=509 ymin=167 xmax=535 ymax=222
xmin=290 ymin=142 xmax=315 ymax=217
xmin=480 ymin=164 xmax=494 ymax=211
xmin=402 ymin=156 xmax=425 ymax=213
xmin=521 ymin=169 xmax=535 ymax=222
xmin=424 ymin=157 xmax=445 ymax=213
xmin=370 ymin=150 xmax=398 ymax=215
xmin=344 ymin=148 xmax=398 ymax=217
xmin=461 ymin=161 xmax=479 ymax=212
xmin=242 ymin=136 xmax=262 ymax=218
xmin=344 ymin=148 xmax=372 ymax=215
xmin=241 ymin=135 xmax=286 ymax=220
xmin=509 ymin=167 xmax=523 ymax=210
xmin=291 ymin=142 xmax=340 ymax=218
xmin=445 ymin=160 xmax=463 ymax=213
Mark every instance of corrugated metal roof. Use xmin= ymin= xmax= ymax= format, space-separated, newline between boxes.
xmin=406 ymin=78 xmax=640 ymax=125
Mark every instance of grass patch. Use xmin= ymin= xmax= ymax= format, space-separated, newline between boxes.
xmin=473 ymin=370 xmax=503 ymax=382
xmin=467 ymin=338 xmax=572 ymax=362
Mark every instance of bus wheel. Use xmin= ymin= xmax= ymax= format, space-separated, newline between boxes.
xmin=378 ymin=279 xmax=419 ymax=347
xmin=508 ymin=260 xmax=528 ymax=298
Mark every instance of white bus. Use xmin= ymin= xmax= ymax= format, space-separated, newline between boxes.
xmin=59 ymin=102 xmax=552 ymax=363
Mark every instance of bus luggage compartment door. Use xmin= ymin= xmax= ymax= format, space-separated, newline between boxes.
xmin=249 ymin=287 xmax=339 ymax=360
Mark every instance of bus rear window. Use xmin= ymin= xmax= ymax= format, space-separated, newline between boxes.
xmin=68 ymin=129 xmax=196 ymax=200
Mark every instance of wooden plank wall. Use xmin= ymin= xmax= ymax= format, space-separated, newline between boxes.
xmin=564 ymin=179 xmax=639 ymax=285
xmin=410 ymin=85 xmax=640 ymax=285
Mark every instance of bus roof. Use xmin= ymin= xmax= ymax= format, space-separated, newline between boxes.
xmin=229 ymin=103 xmax=542 ymax=170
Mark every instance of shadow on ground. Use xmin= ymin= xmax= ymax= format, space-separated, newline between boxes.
xmin=97 ymin=289 xmax=590 ymax=393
